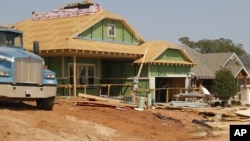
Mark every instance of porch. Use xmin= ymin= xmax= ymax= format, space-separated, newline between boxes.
xmin=57 ymin=84 xmax=205 ymax=104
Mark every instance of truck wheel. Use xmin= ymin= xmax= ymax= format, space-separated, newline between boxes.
xmin=36 ymin=97 xmax=55 ymax=110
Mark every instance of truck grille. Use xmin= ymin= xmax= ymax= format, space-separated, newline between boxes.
xmin=14 ymin=57 xmax=43 ymax=85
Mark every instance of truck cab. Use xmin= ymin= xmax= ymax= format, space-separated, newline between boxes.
xmin=0 ymin=26 xmax=57 ymax=110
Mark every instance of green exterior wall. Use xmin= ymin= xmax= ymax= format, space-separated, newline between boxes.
xmin=157 ymin=49 xmax=187 ymax=61
xmin=44 ymin=56 xmax=101 ymax=96
xmin=43 ymin=48 xmax=191 ymax=97
xmin=150 ymin=65 xmax=190 ymax=77
xmin=78 ymin=19 xmax=140 ymax=45
xmin=101 ymin=60 xmax=148 ymax=96
xmin=44 ymin=56 xmax=191 ymax=97
xmin=44 ymin=56 xmax=62 ymax=77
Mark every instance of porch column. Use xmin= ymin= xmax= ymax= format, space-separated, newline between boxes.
xmin=185 ymin=76 xmax=189 ymax=94
xmin=73 ymin=54 xmax=77 ymax=97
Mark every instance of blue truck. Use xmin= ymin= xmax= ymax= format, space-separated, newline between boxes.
xmin=0 ymin=26 xmax=57 ymax=110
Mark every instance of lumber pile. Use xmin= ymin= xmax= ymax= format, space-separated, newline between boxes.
xmin=76 ymin=93 xmax=137 ymax=108
xmin=191 ymin=107 xmax=250 ymax=122
xmin=168 ymin=101 xmax=207 ymax=108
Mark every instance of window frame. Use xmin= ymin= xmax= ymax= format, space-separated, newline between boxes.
xmin=107 ymin=24 xmax=116 ymax=37
xmin=68 ymin=63 xmax=95 ymax=87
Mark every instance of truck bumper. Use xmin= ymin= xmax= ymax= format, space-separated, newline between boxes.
xmin=0 ymin=84 xmax=57 ymax=99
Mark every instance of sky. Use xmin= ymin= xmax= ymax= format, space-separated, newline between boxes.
xmin=1 ymin=0 xmax=250 ymax=53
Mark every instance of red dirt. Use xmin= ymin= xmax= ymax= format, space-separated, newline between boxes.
xmin=0 ymin=97 xmax=229 ymax=141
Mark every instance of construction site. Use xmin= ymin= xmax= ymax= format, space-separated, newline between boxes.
xmin=1 ymin=95 xmax=250 ymax=141
xmin=1 ymin=0 xmax=250 ymax=141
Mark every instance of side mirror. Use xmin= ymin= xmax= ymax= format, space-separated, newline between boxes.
xmin=33 ymin=41 xmax=39 ymax=54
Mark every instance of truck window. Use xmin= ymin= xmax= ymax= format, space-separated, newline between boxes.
xmin=0 ymin=31 xmax=22 ymax=47
xmin=0 ymin=33 xmax=5 ymax=45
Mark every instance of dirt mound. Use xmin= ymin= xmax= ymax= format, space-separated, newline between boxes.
xmin=0 ymin=97 xmax=228 ymax=141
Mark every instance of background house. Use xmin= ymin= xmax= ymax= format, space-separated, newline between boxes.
xmin=182 ymin=45 xmax=250 ymax=104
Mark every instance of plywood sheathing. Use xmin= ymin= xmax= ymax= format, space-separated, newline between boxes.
xmin=12 ymin=10 xmax=145 ymax=58
xmin=134 ymin=41 xmax=196 ymax=66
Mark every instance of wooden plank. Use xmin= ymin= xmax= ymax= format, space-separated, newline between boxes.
xmin=137 ymin=48 xmax=148 ymax=77
xmin=75 ymin=100 xmax=137 ymax=108
xmin=75 ymin=101 xmax=122 ymax=108
xmin=78 ymin=93 xmax=137 ymax=108
xmin=223 ymin=116 xmax=249 ymax=122
xmin=235 ymin=109 xmax=250 ymax=117
xmin=169 ymin=101 xmax=207 ymax=107
xmin=166 ymin=89 xmax=169 ymax=103
xmin=78 ymin=93 xmax=121 ymax=103
xmin=107 ymin=85 xmax=111 ymax=96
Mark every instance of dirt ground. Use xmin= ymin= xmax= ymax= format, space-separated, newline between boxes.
xmin=0 ymin=97 xmax=230 ymax=141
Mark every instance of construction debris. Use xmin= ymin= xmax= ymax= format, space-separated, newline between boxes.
xmin=168 ymin=101 xmax=207 ymax=108
xmin=182 ymin=107 xmax=250 ymax=123
xmin=152 ymin=112 xmax=182 ymax=124
xmin=192 ymin=119 xmax=212 ymax=129
xmin=76 ymin=93 xmax=250 ymax=125
xmin=235 ymin=109 xmax=250 ymax=117
xmin=32 ymin=1 xmax=101 ymax=20
xmin=174 ymin=93 xmax=203 ymax=99
xmin=77 ymin=93 xmax=137 ymax=108
xmin=75 ymin=101 xmax=122 ymax=108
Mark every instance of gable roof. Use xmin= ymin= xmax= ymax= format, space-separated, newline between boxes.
xmin=182 ymin=46 xmax=250 ymax=79
xmin=12 ymin=10 xmax=145 ymax=58
xmin=238 ymin=55 xmax=250 ymax=71
xmin=134 ymin=41 xmax=196 ymax=66
xmin=182 ymin=46 xmax=213 ymax=78
xmin=201 ymin=53 xmax=235 ymax=75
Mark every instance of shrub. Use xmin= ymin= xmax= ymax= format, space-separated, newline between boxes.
xmin=211 ymin=68 xmax=238 ymax=104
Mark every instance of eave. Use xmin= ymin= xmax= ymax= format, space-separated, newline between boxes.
xmin=39 ymin=49 xmax=143 ymax=59
xmin=133 ymin=60 xmax=196 ymax=67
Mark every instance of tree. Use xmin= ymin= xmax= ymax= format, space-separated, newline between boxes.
xmin=179 ymin=36 xmax=246 ymax=55
xmin=211 ymin=68 xmax=238 ymax=105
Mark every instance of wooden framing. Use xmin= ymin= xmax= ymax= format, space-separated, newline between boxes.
xmin=58 ymin=84 xmax=133 ymax=96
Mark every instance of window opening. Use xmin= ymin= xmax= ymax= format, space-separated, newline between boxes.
xmin=0 ymin=31 xmax=22 ymax=47
xmin=107 ymin=24 xmax=116 ymax=37
xmin=69 ymin=64 xmax=95 ymax=87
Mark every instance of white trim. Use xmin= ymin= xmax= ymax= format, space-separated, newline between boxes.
xmin=165 ymin=74 xmax=188 ymax=78
xmin=234 ymin=67 xmax=250 ymax=78
xmin=222 ymin=53 xmax=244 ymax=67
xmin=149 ymin=77 xmax=155 ymax=89
xmin=107 ymin=24 xmax=116 ymax=37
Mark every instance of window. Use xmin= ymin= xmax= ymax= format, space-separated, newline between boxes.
xmin=107 ymin=24 xmax=116 ymax=37
xmin=0 ymin=31 xmax=22 ymax=47
xmin=69 ymin=64 xmax=95 ymax=86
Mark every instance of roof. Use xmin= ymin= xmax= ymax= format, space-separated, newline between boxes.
xmin=12 ymin=10 xmax=145 ymax=58
xmin=11 ymin=5 xmax=195 ymax=66
xmin=182 ymin=46 xmax=250 ymax=79
xmin=238 ymin=55 xmax=250 ymax=71
xmin=201 ymin=52 xmax=234 ymax=76
xmin=182 ymin=46 xmax=214 ymax=78
xmin=11 ymin=10 xmax=194 ymax=66
xmin=134 ymin=41 xmax=196 ymax=66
